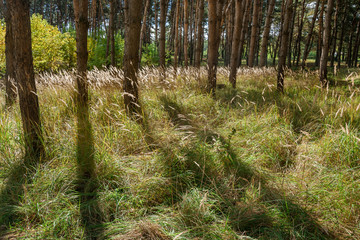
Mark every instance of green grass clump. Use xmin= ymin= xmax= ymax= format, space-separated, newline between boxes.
xmin=0 ymin=67 xmax=359 ymax=239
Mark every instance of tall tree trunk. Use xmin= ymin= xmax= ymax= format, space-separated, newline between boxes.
xmin=287 ymin=0 xmax=298 ymax=67
xmin=139 ymin=0 xmax=151 ymax=65
xmin=319 ymin=0 xmax=334 ymax=86
xmin=155 ymin=0 xmax=159 ymax=45
xmin=277 ymin=0 xmax=293 ymax=92
xmin=259 ymin=0 xmax=276 ymax=67
xmin=174 ymin=0 xmax=181 ymax=70
xmin=337 ymin=0 xmax=346 ymax=68
xmin=9 ymin=0 xmax=44 ymax=160
xmin=110 ymin=0 xmax=116 ymax=66
xmin=302 ymin=0 xmax=320 ymax=68
xmin=4 ymin=2 xmax=17 ymax=107
xmin=74 ymin=0 xmax=97 ymax=185
xmin=195 ymin=0 xmax=204 ymax=68
xmin=294 ymin=0 xmax=306 ymax=66
xmin=330 ymin=0 xmax=339 ymax=67
xmin=123 ymin=0 xmax=142 ymax=115
xmin=248 ymin=0 xmax=261 ymax=67
xmin=207 ymin=0 xmax=224 ymax=94
xmin=159 ymin=0 xmax=167 ymax=68
xmin=316 ymin=0 xmax=325 ymax=67
xmin=229 ymin=0 xmax=244 ymax=88
xmin=184 ymin=0 xmax=189 ymax=67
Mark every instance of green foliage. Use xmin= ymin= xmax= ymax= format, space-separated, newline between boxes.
xmin=0 ymin=15 xmax=76 ymax=73
xmin=141 ymin=43 xmax=159 ymax=66
xmin=88 ymin=33 xmax=125 ymax=68
xmin=0 ymin=21 xmax=5 ymax=73
xmin=30 ymin=14 xmax=76 ymax=72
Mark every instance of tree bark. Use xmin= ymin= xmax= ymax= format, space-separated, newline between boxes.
xmin=319 ymin=0 xmax=334 ymax=86
xmin=139 ymin=0 xmax=151 ymax=65
xmin=174 ymin=0 xmax=181 ymax=70
xmin=159 ymin=0 xmax=167 ymax=68
xmin=184 ymin=0 xmax=189 ymax=67
xmin=9 ymin=0 xmax=44 ymax=160
xmin=294 ymin=0 xmax=306 ymax=66
xmin=259 ymin=0 xmax=276 ymax=67
xmin=195 ymin=0 xmax=204 ymax=68
xmin=4 ymin=1 xmax=17 ymax=107
xmin=229 ymin=0 xmax=244 ymax=88
xmin=277 ymin=0 xmax=293 ymax=92
xmin=123 ymin=0 xmax=142 ymax=115
xmin=315 ymin=0 xmax=325 ymax=67
xmin=248 ymin=0 xmax=261 ymax=67
xmin=110 ymin=0 xmax=116 ymax=66
xmin=207 ymin=0 xmax=225 ymax=94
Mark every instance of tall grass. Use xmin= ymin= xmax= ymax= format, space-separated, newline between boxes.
xmin=0 ymin=67 xmax=359 ymax=239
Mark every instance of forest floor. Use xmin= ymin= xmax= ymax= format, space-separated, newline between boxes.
xmin=0 ymin=67 xmax=360 ymax=239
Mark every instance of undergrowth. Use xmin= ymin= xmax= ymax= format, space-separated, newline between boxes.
xmin=0 ymin=67 xmax=359 ymax=239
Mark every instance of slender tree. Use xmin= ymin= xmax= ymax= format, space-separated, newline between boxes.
xmin=8 ymin=0 xmax=44 ymax=159
xmin=195 ymin=0 xmax=204 ymax=68
xmin=183 ymin=0 xmax=189 ymax=67
xmin=139 ymin=0 xmax=151 ymax=64
xmin=248 ymin=0 xmax=261 ymax=67
xmin=4 ymin=0 xmax=17 ymax=107
xmin=109 ymin=0 xmax=116 ymax=66
xmin=159 ymin=0 xmax=167 ymax=69
xmin=174 ymin=0 xmax=181 ymax=70
xmin=123 ymin=0 xmax=142 ymax=115
xmin=229 ymin=0 xmax=244 ymax=88
xmin=277 ymin=0 xmax=293 ymax=92
xmin=259 ymin=0 xmax=276 ymax=67
xmin=319 ymin=0 xmax=334 ymax=86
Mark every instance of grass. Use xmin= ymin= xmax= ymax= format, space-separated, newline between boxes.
xmin=0 ymin=66 xmax=360 ymax=239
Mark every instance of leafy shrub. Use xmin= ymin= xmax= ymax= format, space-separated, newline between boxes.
xmin=0 ymin=15 xmax=76 ymax=73
xmin=31 ymin=14 xmax=76 ymax=72
xmin=0 ymin=21 xmax=5 ymax=74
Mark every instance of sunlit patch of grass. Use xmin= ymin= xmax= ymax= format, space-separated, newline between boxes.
xmin=0 ymin=67 xmax=359 ymax=239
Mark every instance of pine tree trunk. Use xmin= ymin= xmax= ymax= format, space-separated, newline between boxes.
xmin=316 ymin=0 xmax=325 ymax=67
xmin=294 ymin=0 xmax=306 ymax=66
xmin=319 ymin=0 xmax=334 ymax=86
xmin=9 ymin=0 xmax=44 ymax=160
xmin=229 ymin=0 xmax=244 ymax=88
xmin=174 ymin=0 xmax=181 ymax=70
xmin=123 ymin=0 xmax=142 ymax=115
xmin=248 ymin=0 xmax=261 ymax=67
xmin=110 ymin=0 xmax=116 ymax=66
xmin=183 ymin=0 xmax=189 ymax=67
xmin=139 ymin=0 xmax=151 ymax=65
xmin=159 ymin=0 xmax=167 ymax=68
xmin=195 ymin=0 xmax=204 ymax=68
xmin=277 ymin=0 xmax=293 ymax=92
xmin=4 ymin=3 xmax=17 ymax=107
xmin=259 ymin=0 xmax=276 ymax=67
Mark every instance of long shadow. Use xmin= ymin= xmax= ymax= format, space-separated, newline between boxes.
xmin=157 ymin=93 xmax=335 ymax=239
xmin=0 ymin=158 xmax=39 ymax=238
xmin=76 ymin=101 xmax=105 ymax=240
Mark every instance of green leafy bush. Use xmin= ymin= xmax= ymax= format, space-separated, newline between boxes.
xmin=0 ymin=15 xmax=76 ymax=73
xmin=0 ymin=21 xmax=5 ymax=74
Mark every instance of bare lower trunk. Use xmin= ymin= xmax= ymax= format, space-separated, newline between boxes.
xmin=10 ymin=0 xmax=44 ymax=160
xmin=229 ymin=0 xmax=244 ymax=88
xmin=123 ymin=0 xmax=142 ymax=115
xmin=159 ymin=0 xmax=166 ymax=68
xmin=259 ymin=0 xmax=276 ymax=67
xmin=248 ymin=0 xmax=261 ymax=67
xmin=277 ymin=0 xmax=293 ymax=92
xmin=195 ymin=0 xmax=204 ymax=68
xmin=319 ymin=0 xmax=334 ymax=86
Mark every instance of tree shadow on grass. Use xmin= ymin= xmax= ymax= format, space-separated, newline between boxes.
xmin=76 ymin=102 xmax=105 ymax=240
xmin=156 ymin=93 xmax=335 ymax=239
xmin=0 ymin=157 xmax=39 ymax=237
xmin=216 ymin=85 xmax=328 ymax=137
